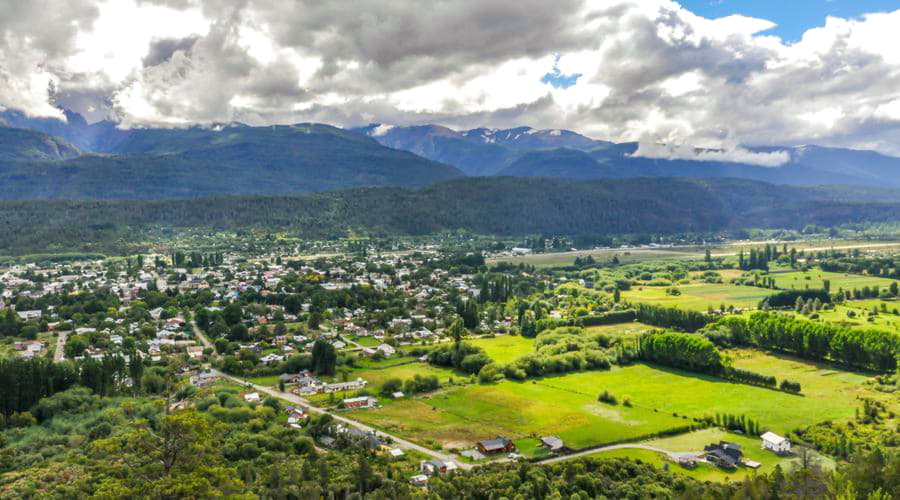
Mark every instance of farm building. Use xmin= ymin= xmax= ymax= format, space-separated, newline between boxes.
xmin=477 ymin=437 xmax=516 ymax=455
xmin=540 ymin=436 xmax=564 ymax=451
xmin=761 ymin=432 xmax=791 ymax=454
xmin=343 ymin=396 xmax=377 ymax=409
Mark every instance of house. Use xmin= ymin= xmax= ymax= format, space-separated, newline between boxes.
xmin=244 ymin=392 xmax=261 ymax=403
xmin=186 ymin=345 xmax=204 ymax=359
xmin=540 ymin=436 xmax=564 ymax=451
xmin=410 ymin=474 xmax=429 ymax=487
xmin=377 ymin=343 xmax=396 ymax=356
xmin=190 ymin=371 xmax=220 ymax=387
xmin=16 ymin=310 xmax=42 ymax=321
xmin=477 ymin=437 xmax=516 ymax=455
xmin=343 ymin=396 xmax=377 ymax=409
xmin=761 ymin=432 xmax=791 ymax=454
xmin=704 ymin=441 xmax=742 ymax=469
xmin=391 ymin=391 xmax=405 ymax=399
xmin=260 ymin=353 xmax=284 ymax=365
xmin=420 ymin=459 xmax=458 ymax=476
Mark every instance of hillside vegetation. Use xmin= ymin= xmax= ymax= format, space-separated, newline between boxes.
xmin=3 ymin=177 xmax=900 ymax=255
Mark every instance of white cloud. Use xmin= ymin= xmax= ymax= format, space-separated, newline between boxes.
xmin=2 ymin=0 xmax=900 ymax=157
xmin=633 ymin=142 xmax=790 ymax=167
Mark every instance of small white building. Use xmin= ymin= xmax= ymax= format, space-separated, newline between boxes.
xmin=761 ymin=432 xmax=791 ymax=454
xmin=244 ymin=392 xmax=261 ymax=403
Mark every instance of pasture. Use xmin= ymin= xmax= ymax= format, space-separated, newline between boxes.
xmin=347 ymin=355 xmax=867 ymax=452
xmin=622 ymin=283 xmax=775 ymax=311
xmin=583 ymin=322 xmax=657 ymax=339
xmin=769 ymin=269 xmax=898 ymax=292
xmin=470 ymin=335 xmax=535 ymax=364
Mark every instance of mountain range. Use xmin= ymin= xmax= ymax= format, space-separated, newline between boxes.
xmin=3 ymin=108 xmax=900 ymax=200
xmin=355 ymin=123 xmax=900 ymax=187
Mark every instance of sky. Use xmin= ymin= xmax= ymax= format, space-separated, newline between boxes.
xmin=2 ymin=0 xmax=900 ymax=164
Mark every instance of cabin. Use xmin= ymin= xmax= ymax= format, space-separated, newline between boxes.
xmin=477 ymin=437 xmax=516 ymax=455
xmin=761 ymin=432 xmax=791 ymax=454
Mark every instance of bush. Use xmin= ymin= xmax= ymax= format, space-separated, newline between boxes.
xmin=598 ymin=390 xmax=618 ymax=405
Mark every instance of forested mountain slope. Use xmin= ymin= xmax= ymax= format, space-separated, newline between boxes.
xmin=3 ymin=177 xmax=900 ymax=254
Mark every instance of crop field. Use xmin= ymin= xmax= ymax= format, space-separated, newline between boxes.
xmin=622 ymin=283 xmax=776 ymax=311
xmin=347 ymin=355 xmax=867 ymax=452
xmin=470 ymin=335 xmax=535 ymax=364
xmin=769 ymin=270 xmax=898 ymax=291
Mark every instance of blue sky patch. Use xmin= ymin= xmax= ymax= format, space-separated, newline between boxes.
xmin=541 ymin=56 xmax=582 ymax=89
xmin=679 ymin=0 xmax=897 ymax=42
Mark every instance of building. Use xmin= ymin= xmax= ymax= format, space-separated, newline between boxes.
xmin=704 ymin=441 xmax=742 ymax=469
xmin=343 ymin=396 xmax=377 ymax=409
xmin=761 ymin=432 xmax=791 ymax=454
xmin=244 ymin=392 xmax=261 ymax=403
xmin=420 ymin=459 xmax=458 ymax=476
xmin=477 ymin=437 xmax=516 ymax=455
xmin=540 ymin=436 xmax=564 ymax=451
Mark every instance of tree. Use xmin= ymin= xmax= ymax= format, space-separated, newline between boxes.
xmin=307 ymin=311 xmax=322 ymax=330
xmin=311 ymin=341 xmax=336 ymax=375
xmin=222 ymin=303 xmax=243 ymax=326
xmin=92 ymin=409 xmax=243 ymax=497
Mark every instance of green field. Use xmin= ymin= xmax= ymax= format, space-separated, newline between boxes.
xmin=349 ymin=375 xmax=684 ymax=451
xmin=728 ymin=349 xmax=897 ymax=413
xmin=770 ymin=270 xmax=898 ymax=292
xmin=348 ymin=354 xmax=869 ymax=452
xmin=584 ymin=322 xmax=658 ymax=339
xmin=470 ymin=335 xmax=535 ymax=364
xmin=785 ymin=304 xmax=900 ymax=333
xmin=307 ymin=360 xmax=461 ymax=404
xmin=622 ymin=283 xmax=775 ymax=311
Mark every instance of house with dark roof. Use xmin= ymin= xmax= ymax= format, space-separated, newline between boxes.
xmin=477 ymin=437 xmax=516 ymax=455
xmin=704 ymin=441 xmax=742 ymax=469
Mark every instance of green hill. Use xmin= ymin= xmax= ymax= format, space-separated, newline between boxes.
xmin=0 ymin=127 xmax=80 ymax=162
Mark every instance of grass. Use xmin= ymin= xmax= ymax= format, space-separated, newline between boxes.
xmin=727 ymin=348 xmax=897 ymax=413
xmin=770 ymin=270 xmax=898 ymax=292
xmin=347 ymin=352 xmax=879 ymax=453
xmin=470 ymin=335 xmax=535 ymax=364
xmin=352 ymin=336 xmax=381 ymax=347
xmin=247 ymin=375 xmax=282 ymax=387
xmin=583 ymin=322 xmax=657 ymax=339
xmin=622 ymin=283 xmax=775 ymax=311
xmin=307 ymin=361 xmax=462 ymax=405
xmin=349 ymin=378 xmax=684 ymax=451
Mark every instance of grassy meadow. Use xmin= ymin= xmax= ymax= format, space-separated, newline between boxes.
xmin=346 ymin=354 xmax=875 ymax=452
xmin=770 ymin=270 xmax=898 ymax=292
xmin=470 ymin=335 xmax=535 ymax=364
xmin=622 ymin=283 xmax=775 ymax=311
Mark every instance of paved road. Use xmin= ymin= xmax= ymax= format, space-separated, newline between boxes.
xmin=537 ymin=443 xmax=698 ymax=465
xmin=53 ymin=331 xmax=68 ymax=362
xmin=214 ymin=370 xmax=471 ymax=469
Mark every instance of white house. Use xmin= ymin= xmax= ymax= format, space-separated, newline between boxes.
xmin=761 ymin=432 xmax=791 ymax=454
xmin=377 ymin=343 xmax=396 ymax=356
xmin=244 ymin=392 xmax=261 ymax=403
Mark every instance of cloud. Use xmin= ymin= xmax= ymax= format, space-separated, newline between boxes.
xmin=3 ymin=0 xmax=900 ymax=158
xmin=632 ymin=142 xmax=790 ymax=167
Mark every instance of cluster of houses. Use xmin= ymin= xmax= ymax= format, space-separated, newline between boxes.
xmin=701 ymin=433 xmax=790 ymax=470
xmin=279 ymin=370 xmax=372 ymax=397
